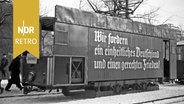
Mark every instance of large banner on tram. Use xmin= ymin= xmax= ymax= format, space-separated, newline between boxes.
xmin=88 ymin=28 xmax=163 ymax=81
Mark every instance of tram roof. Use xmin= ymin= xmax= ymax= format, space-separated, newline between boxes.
xmin=55 ymin=5 xmax=178 ymax=40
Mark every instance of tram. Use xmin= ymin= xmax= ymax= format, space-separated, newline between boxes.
xmin=176 ymin=41 xmax=184 ymax=82
xmin=3 ymin=5 xmax=177 ymax=96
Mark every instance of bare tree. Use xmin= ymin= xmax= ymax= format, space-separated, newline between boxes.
xmin=87 ymin=0 xmax=143 ymax=19
xmin=40 ymin=0 xmax=51 ymax=17
xmin=79 ymin=0 xmax=88 ymax=10
xmin=132 ymin=7 xmax=160 ymax=24
xmin=0 ymin=0 xmax=48 ymax=17
xmin=0 ymin=0 xmax=12 ymax=25
xmin=85 ymin=0 xmax=176 ymax=26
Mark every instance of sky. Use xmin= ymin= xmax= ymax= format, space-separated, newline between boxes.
xmin=134 ymin=0 xmax=184 ymax=28
xmin=40 ymin=0 xmax=184 ymax=28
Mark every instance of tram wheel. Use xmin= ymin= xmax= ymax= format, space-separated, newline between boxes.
xmin=62 ymin=87 xmax=70 ymax=96
xmin=23 ymin=86 xmax=29 ymax=95
xmin=113 ymin=84 xmax=122 ymax=93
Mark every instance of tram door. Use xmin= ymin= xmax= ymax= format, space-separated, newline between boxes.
xmin=71 ymin=57 xmax=84 ymax=83
xmin=54 ymin=57 xmax=84 ymax=85
xmin=163 ymin=40 xmax=170 ymax=81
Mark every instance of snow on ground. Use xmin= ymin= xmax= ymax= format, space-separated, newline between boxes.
xmin=48 ymin=84 xmax=184 ymax=104
xmin=0 ymin=83 xmax=184 ymax=104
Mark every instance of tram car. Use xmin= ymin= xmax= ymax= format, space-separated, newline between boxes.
xmin=176 ymin=41 xmax=184 ymax=82
xmin=21 ymin=5 xmax=178 ymax=96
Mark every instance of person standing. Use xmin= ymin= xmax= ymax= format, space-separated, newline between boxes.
xmin=0 ymin=53 xmax=9 ymax=94
xmin=5 ymin=56 xmax=22 ymax=91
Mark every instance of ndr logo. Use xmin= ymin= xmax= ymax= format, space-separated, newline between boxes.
xmin=18 ymin=20 xmax=34 ymax=36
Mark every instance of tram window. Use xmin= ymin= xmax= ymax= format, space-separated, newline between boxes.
xmin=177 ymin=47 xmax=183 ymax=60
xmin=71 ymin=57 xmax=84 ymax=83
xmin=55 ymin=30 xmax=69 ymax=45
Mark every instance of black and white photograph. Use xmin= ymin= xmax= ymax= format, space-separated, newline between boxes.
xmin=0 ymin=0 xmax=184 ymax=104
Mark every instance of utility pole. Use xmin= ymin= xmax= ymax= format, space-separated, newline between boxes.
xmin=125 ymin=0 xmax=129 ymax=19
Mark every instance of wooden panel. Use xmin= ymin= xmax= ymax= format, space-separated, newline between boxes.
xmin=54 ymin=22 xmax=88 ymax=56
xmin=177 ymin=60 xmax=184 ymax=79
xmin=170 ymin=40 xmax=177 ymax=79
xmin=54 ymin=57 xmax=69 ymax=84
xmin=22 ymin=57 xmax=47 ymax=85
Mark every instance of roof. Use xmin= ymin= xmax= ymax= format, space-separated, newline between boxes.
xmin=40 ymin=17 xmax=56 ymax=31
xmin=55 ymin=5 xmax=177 ymax=40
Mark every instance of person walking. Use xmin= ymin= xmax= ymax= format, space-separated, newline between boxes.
xmin=0 ymin=53 xmax=9 ymax=94
xmin=5 ymin=56 xmax=22 ymax=91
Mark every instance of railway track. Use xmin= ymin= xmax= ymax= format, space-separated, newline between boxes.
xmin=134 ymin=94 xmax=184 ymax=104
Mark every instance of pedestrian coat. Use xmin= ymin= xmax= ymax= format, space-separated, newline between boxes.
xmin=8 ymin=57 xmax=21 ymax=84
xmin=0 ymin=57 xmax=10 ymax=80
